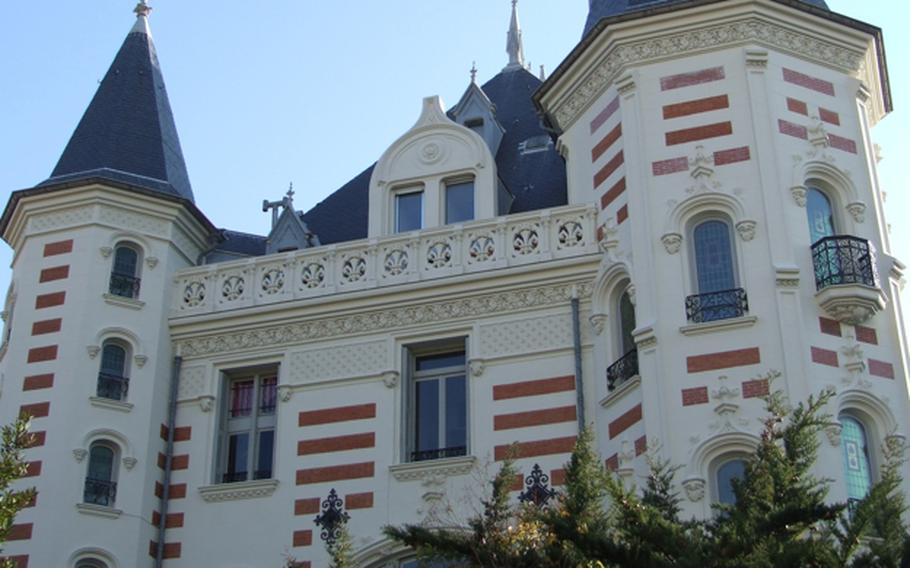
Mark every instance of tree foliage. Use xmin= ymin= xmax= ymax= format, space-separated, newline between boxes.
xmin=0 ymin=414 xmax=38 ymax=568
xmin=385 ymin=389 xmax=910 ymax=567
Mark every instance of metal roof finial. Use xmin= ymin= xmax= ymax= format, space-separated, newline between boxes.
xmin=134 ymin=0 xmax=152 ymax=18
xmin=470 ymin=61 xmax=478 ymax=84
xmin=504 ymin=0 xmax=525 ymax=71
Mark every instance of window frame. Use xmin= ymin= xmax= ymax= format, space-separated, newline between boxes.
xmin=839 ymin=412 xmax=876 ymax=504
xmin=84 ymin=440 xmax=120 ymax=508
xmin=216 ymin=368 xmax=278 ymax=484
xmin=689 ymin=216 xmax=739 ymax=294
xmin=109 ymin=242 xmax=142 ymax=299
xmin=712 ymin=456 xmax=747 ymax=505
xmin=443 ymin=177 xmax=475 ymax=225
xmin=394 ymin=186 xmax=425 ymax=233
xmin=97 ymin=339 xmax=130 ymax=402
xmin=805 ymin=185 xmax=838 ymax=245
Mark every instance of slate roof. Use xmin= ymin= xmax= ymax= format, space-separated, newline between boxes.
xmin=584 ymin=0 xmax=830 ymax=37
xmin=215 ymin=230 xmax=268 ymax=257
xmin=43 ymin=17 xmax=195 ymax=202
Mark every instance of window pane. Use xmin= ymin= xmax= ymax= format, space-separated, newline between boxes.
xmin=619 ymin=291 xmax=636 ymax=355
xmin=226 ymin=433 xmax=249 ymax=482
xmin=415 ymin=379 xmax=440 ymax=453
xmin=445 ymin=375 xmax=466 ymax=450
xmin=396 ymin=192 xmax=423 ymax=232
xmin=416 ymin=352 xmax=465 ymax=372
xmin=446 ymin=182 xmax=474 ymax=224
xmin=694 ymin=220 xmax=736 ymax=293
xmin=716 ymin=459 xmax=746 ymax=504
xmin=230 ymin=380 xmax=255 ymax=417
xmin=841 ymin=416 xmax=872 ymax=501
xmin=113 ymin=246 xmax=138 ymax=276
xmin=256 ymin=430 xmax=274 ymax=479
xmin=807 ymin=188 xmax=836 ymax=244
xmin=259 ymin=376 xmax=277 ymax=415
xmin=88 ymin=445 xmax=115 ymax=481
xmin=100 ymin=344 xmax=127 ymax=375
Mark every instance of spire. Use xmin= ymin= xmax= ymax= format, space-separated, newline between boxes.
xmin=504 ymin=0 xmax=525 ymax=71
xmin=46 ymin=1 xmax=195 ymax=201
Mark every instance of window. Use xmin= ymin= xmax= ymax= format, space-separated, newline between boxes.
xmin=688 ymin=218 xmax=745 ymax=322
xmin=806 ymin=186 xmax=836 ymax=244
xmin=407 ymin=344 xmax=467 ymax=462
xmin=97 ymin=341 xmax=129 ymax=401
xmin=715 ymin=458 xmax=746 ymax=505
xmin=84 ymin=442 xmax=118 ymax=507
xmin=445 ymin=180 xmax=474 ymax=224
xmin=76 ymin=560 xmax=108 ymax=568
xmin=109 ymin=243 xmax=141 ymax=298
xmin=396 ymin=190 xmax=423 ymax=233
xmin=219 ymin=371 xmax=277 ymax=483
xmin=840 ymin=414 xmax=873 ymax=506
xmin=618 ymin=289 xmax=636 ymax=356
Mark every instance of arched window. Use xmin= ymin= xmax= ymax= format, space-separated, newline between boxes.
xmin=840 ymin=415 xmax=873 ymax=505
xmin=688 ymin=218 xmax=745 ymax=322
xmin=607 ymin=287 xmax=639 ymax=392
xmin=715 ymin=458 xmax=747 ymax=505
xmin=618 ymin=289 xmax=636 ymax=357
xmin=84 ymin=442 xmax=118 ymax=507
xmin=75 ymin=560 xmax=108 ymax=568
xmin=97 ymin=341 xmax=129 ymax=401
xmin=109 ymin=244 xmax=141 ymax=299
xmin=806 ymin=187 xmax=836 ymax=244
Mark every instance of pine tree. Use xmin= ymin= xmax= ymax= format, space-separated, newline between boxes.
xmin=0 ymin=415 xmax=39 ymax=568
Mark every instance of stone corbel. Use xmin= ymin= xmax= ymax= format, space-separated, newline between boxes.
xmin=616 ymin=74 xmax=636 ymax=99
xmin=682 ymin=477 xmax=706 ymax=502
xmin=790 ymin=185 xmax=808 ymax=207
xmin=661 ymin=233 xmax=682 ymax=254
xmin=73 ymin=448 xmax=88 ymax=462
xmin=381 ymin=370 xmax=400 ymax=389
xmin=87 ymin=345 xmax=100 ymax=359
xmin=133 ymin=354 xmax=148 ymax=368
xmin=99 ymin=246 xmax=113 ymax=258
xmin=589 ymin=313 xmax=607 ymax=336
xmin=744 ymin=48 xmax=769 ymax=71
xmin=122 ymin=457 xmax=138 ymax=470
xmin=198 ymin=395 xmax=215 ymax=413
xmin=885 ymin=434 xmax=906 ymax=460
xmin=808 ymin=116 xmax=829 ymax=148
xmin=468 ymin=359 xmax=485 ymax=377
xmin=277 ymin=384 xmax=293 ymax=403
xmin=735 ymin=220 xmax=757 ymax=242
xmin=824 ymin=422 xmax=842 ymax=446
xmin=145 ymin=256 xmax=159 ymax=269
xmin=846 ymin=202 xmax=866 ymax=223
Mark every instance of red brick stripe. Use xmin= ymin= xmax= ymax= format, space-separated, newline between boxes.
xmin=682 ymin=387 xmax=709 ymax=406
xmin=713 ymin=146 xmax=750 ymax=166
xmin=293 ymin=530 xmax=313 ymax=547
xmin=819 ymin=317 xmax=841 ymax=337
xmin=345 ymin=492 xmax=374 ymax=509
xmin=593 ymin=151 xmax=624 ymax=188
xmin=810 ymin=346 xmax=838 ymax=367
xmin=494 ymin=405 xmax=576 ymax=431
xmin=663 ymin=95 xmax=729 ymax=119
xmin=778 ymin=119 xmax=808 ymax=139
xmin=35 ymin=292 xmax=65 ymax=309
xmin=819 ymin=108 xmax=840 ymax=126
xmin=298 ymin=403 xmax=375 ymax=427
xmin=855 ymin=326 xmax=877 ymax=345
xmin=786 ymin=97 xmax=808 ymax=115
xmin=171 ymin=455 xmax=189 ymax=470
xmin=20 ymin=402 xmax=50 ymax=418
xmin=617 ymin=205 xmax=629 ymax=224
xmin=869 ymin=359 xmax=895 ymax=379
xmin=661 ymin=66 xmax=725 ymax=91
xmin=828 ymin=134 xmax=857 ymax=154
xmin=635 ymin=436 xmax=647 ymax=456
xmin=591 ymin=123 xmax=622 ymax=162
xmin=652 ymin=156 xmax=688 ymax=176
xmin=494 ymin=436 xmax=576 ymax=461
xmin=27 ymin=346 xmax=57 ymax=363
xmin=2 ymin=556 xmax=28 ymax=568
xmin=493 ymin=375 xmax=574 ymax=400
xmin=38 ymin=266 xmax=69 ymax=283
xmin=295 ymin=498 xmax=321 ymax=515
xmin=782 ymin=68 xmax=835 ymax=96
xmin=665 ymin=122 xmax=732 ymax=146
xmin=296 ymin=462 xmax=375 ymax=485
xmin=6 ymin=524 xmax=32 ymax=541
xmin=23 ymin=374 xmax=54 ymax=391
xmin=157 ymin=483 xmax=187 ymax=499
xmin=600 ymin=178 xmax=626 ymax=209
xmin=742 ymin=379 xmax=770 ymax=399
xmin=31 ymin=319 xmax=61 ymax=336
xmin=550 ymin=468 xmax=566 ymax=486
xmin=590 ymin=96 xmax=620 ymax=134
xmin=165 ymin=513 xmax=184 ymax=529
xmin=23 ymin=461 xmax=41 ymax=477
xmin=24 ymin=431 xmax=45 ymax=448
xmin=605 ymin=454 xmax=619 ymax=471
xmin=43 ymin=240 xmax=73 ymax=257
xmin=148 ymin=542 xmax=181 ymax=559
xmin=687 ymin=347 xmax=761 ymax=373
xmin=297 ymin=432 xmax=375 ymax=456
xmin=609 ymin=404 xmax=642 ymax=439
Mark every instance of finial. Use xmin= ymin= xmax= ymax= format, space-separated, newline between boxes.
xmin=539 ymin=64 xmax=546 ymax=81
xmin=134 ymin=0 xmax=152 ymax=18
xmin=286 ymin=182 xmax=295 ymax=204
xmin=504 ymin=0 xmax=526 ymax=71
xmin=470 ymin=61 xmax=478 ymax=84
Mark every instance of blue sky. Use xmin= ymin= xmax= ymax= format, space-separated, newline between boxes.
xmin=1 ymin=1 xmax=907 ymax=320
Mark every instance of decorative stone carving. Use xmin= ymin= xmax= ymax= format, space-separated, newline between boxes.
xmin=589 ymin=313 xmax=607 ymax=335
xmin=841 ymin=334 xmax=867 ymax=380
xmin=468 ymin=236 xmax=495 ymax=262
xmin=682 ymin=478 xmax=706 ymax=502
xmin=468 ymin=359 xmax=485 ymax=377
xmin=178 ymin=365 xmax=207 ymax=400
xmin=808 ymin=116 xmax=829 ymax=148
xmin=260 ymin=268 xmax=285 ymax=295
xmin=198 ymin=395 xmax=215 ymax=412
xmin=341 ymin=257 xmax=367 ymax=283
xmin=122 ymin=457 xmax=138 ymax=470
xmin=616 ymin=74 xmax=636 ymax=99
xmin=301 ymin=262 xmax=325 ymax=289
xmin=687 ymin=145 xmax=719 ymax=195
xmin=790 ymin=185 xmax=808 ymax=207
xmin=288 ymin=341 xmax=387 ymax=384
xmin=512 ymin=227 xmax=540 ymax=256
xmin=661 ymin=233 xmax=683 ymax=254
xmin=389 ymin=455 xmax=476 ymax=482
xmin=145 ymin=256 xmax=159 ymax=269
xmin=381 ymin=371 xmax=400 ymax=389
xmin=775 ymin=267 xmax=800 ymax=288
xmin=711 ymin=376 xmax=740 ymax=401
xmin=426 ymin=242 xmax=453 ymax=269
xmin=384 ymin=250 xmax=409 ymax=276
xmin=557 ymin=221 xmax=584 ymax=248
xmin=479 ymin=313 xmax=580 ymax=358
xmin=87 ymin=345 xmax=100 ymax=359
xmin=744 ymin=48 xmax=769 ymax=70
xmin=846 ymin=202 xmax=866 ymax=223
xmin=816 ymin=285 xmax=886 ymax=325
xmin=885 ymin=434 xmax=907 ymax=460
xmin=99 ymin=246 xmax=113 ymax=258
xmin=735 ymin=220 xmax=757 ymax=242
xmin=419 ymin=142 xmax=443 ymax=165
xmin=183 ymin=281 xmax=206 ymax=307
xmin=133 ymin=354 xmax=147 ymax=368
xmin=824 ymin=422 xmax=842 ymax=446
xmin=198 ymin=479 xmax=280 ymax=503
xmin=277 ymin=384 xmax=293 ymax=402
xmin=73 ymin=448 xmax=88 ymax=462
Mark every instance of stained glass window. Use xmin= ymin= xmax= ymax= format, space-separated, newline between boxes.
xmin=806 ymin=187 xmax=836 ymax=244
xmin=841 ymin=415 xmax=872 ymax=502
xmin=694 ymin=220 xmax=736 ymax=293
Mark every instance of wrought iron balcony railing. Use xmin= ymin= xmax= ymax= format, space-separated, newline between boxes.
xmin=811 ymin=235 xmax=878 ymax=290
xmin=83 ymin=477 xmax=117 ymax=507
xmin=96 ymin=372 xmax=129 ymax=401
xmin=410 ymin=445 xmax=467 ymax=462
xmin=685 ymin=288 xmax=748 ymax=323
xmin=607 ymin=349 xmax=639 ymax=392
xmin=109 ymin=272 xmax=141 ymax=299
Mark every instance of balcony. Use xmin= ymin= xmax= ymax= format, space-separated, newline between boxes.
xmin=607 ymin=349 xmax=638 ymax=392
xmin=83 ymin=477 xmax=117 ymax=507
xmin=410 ymin=446 xmax=467 ymax=463
xmin=811 ymin=236 xmax=886 ymax=325
xmin=109 ymin=272 xmax=141 ymax=299
xmin=172 ymin=204 xmax=597 ymax=316
xmin=685 ymin=288 xmax=748 ymax=323
xmin=96 ymin=372 xmax=129 ymax=401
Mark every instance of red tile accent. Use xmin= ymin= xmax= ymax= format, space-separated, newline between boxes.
xmin=594 ymin=151 xmax=625 ymax=189
xmin=171 ymin=454 xmax=189 ymax=470
xmin=35 ymin=292 xmax=65 ymax=309
xmin=652 ymin=156 xmax=689 ymax=176
xmin=493 ymin=375 xmax=574 ymax=400
xmin=2 ymin=556 xmax=28 ymax=568
xmin=687 ymin=348 xmax=761 ymax=373
xmin=160 ymin=425 xmax=193 ymax=442
xmin=608 ymin=404 xmax=642 ymax=439
xmin=22 ymin=374 xmax=54 ymax=391
xmin=493 ymin=405 xmax=577 ymax=430
xmin=778 ymin=119 xmax=808 ymax=139
xmin=681 ymin=387 xmax=709 ymax=406
xmin=298 ymin=403 xmax=375 ymax=427
xmin=714 ymin=146 xmax=751 ymax=166
xmin=20 ymin=402 xmax=50 ymax=418
xmin=742 ymin=379 xmax=770 ymax=399
xmin=150 ymin=512 xmax=185 ymax=529
xmin=782 ymin=68 xmax=835 ymax=96
xmin=7 ymin=524 xmax=32 ymax=541
xmin=293 ymin=530 xmax=313 ymax=547
xmin=605 ymin=454 xmax=619 ymax=471
xmin=786 ymin=97 xmax=808 ymax=115
xmin=38 ymin=265 xmax=69 ymax=283
xmin=869 ymin=359 xmax=895 ymax=379
xmin=494 ymin=436 xmax=576 ymax=461
xmin=296 ymin=462 xmax=375 ymax=485
xmin=295 ymin=498 xmax=321 ymax=515
xmin=23 ymin=461 xmax=41 ymax=477
xmin=590 ymin=96 xmax=620 ymax=134
xmin=43 ymin=240 xmax=73 ymax=257
xmin=819 ymin=317 xmax=842 ymax=337
xmin=550 ymin=468 xmax=566 ymax=486
xmin=150 ymin=543 xmax=182 ymax=559
xmin=509 ymin=473 xmax=524 ymax=491
xmin=155 ymin=482 xmax=163 ymax=498
xmin=810 ymin=346 xmax=839 ymax=367
xmin=169 ymin=484 xmax=187 ymax=499
xmin=661 ymin=66 xmax=725 ymax=91
xmin=665 ymin=122 xmax=732 ymax=146
xmin=600 ymin=177 xmax=626 ymax=209
xmin=591 ymin=123 xmax=622 ymax=162
xmin=634 ymin=436 xmax=647 ymax=456
xmin=596 ymin=225 xmax=605 ymax=242
xmin=662 ymin=94 xmax=729 ymax=119
xmin=819 ymin=108 xmax=840 ymax=126
xmin=289 ymin=562 xmax=311 ymax=568
xmin=828 ymin=134 xmax=857 ymax=154
xmin=297 ymin=432 xmax=375 ymax=455
xmin=30 ymin=319 xmax=62 ymax=336
xmin=24 ymin=431 xmax=45 ymax=448
xmin=615 ymin=207 xmax=628 ymax=226
xmin=345 ymin=492 xmax=374 ymax=510
xmin=855 ymin=326 xmax=878 ymax=345
xmin=27 ymin=345 xmax=57 ymax=363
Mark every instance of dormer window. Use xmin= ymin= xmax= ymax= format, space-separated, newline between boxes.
xmin=395 ymin=189 xmax=424 ymax=233
xmin=445 ymin=180 xmax=475 ymax=224
xmin=518 ymin=135 xmax=553 ymax=155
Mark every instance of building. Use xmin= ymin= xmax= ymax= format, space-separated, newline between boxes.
xmin=0 ymin=0 xmax=904 ymax=566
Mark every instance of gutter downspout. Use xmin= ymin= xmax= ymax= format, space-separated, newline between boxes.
xmin=157 ymin=355 xmax=182 ymax=568
xmin=571 ymin=287 xmax=586 ymax=429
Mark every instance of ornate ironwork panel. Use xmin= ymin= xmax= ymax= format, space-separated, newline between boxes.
xmin=811 ymin=235 xmax=878 ymax=290
xmin=685 ymin=287 xmax=748 ymax=323
xmin=109 ymin=272 xmax=141 ymax=298
xmin=314 ymin=488 xmax=350 ymax=545
xmin=410 ymin=445 xmax=467 ymax=462
xmin=607 ymin=349 xmax=639 ymax=392
xmin=83 ymin=477 xmax=117 ymax=507
xmin=96 ymin=372 xmax=129 ymax=401
xmin=518 ymin=464 xmax=556 ymax=506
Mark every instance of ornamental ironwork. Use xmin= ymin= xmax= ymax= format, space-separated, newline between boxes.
xmin=607 ymin=349 xmax=639 ymax=392
xmin=96 ymin=372 xmax=129 ymax=401
xmin=811 ymin=235 xmax=878 ymax=290
xmin=109 ymin=272 xmax=141 ymax=299
xmin=410 ymin=445 xmax=467 ymax=462
xmin=314 ymin=488 xmax=350 ymax=545
xmin=518 ymin=464 xmax=556 ymax=506
xmin=84 ymin=477 xmax=117 ymax=507
xmin=685 ymin=287 xmax=748 ymax=323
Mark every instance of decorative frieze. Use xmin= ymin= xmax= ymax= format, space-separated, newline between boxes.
xmin=287 ymin=340 xmax=388 ymax=384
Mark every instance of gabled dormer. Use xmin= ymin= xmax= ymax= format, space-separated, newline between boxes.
xmin=264 ymin=190 xmax=318 ymax=254
xmin=450 ymin=80 xmax=505 ymax=159
xmin=368 ymin=96 xmax=498 ymax=237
